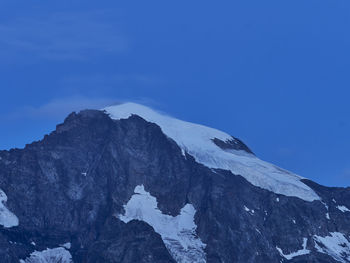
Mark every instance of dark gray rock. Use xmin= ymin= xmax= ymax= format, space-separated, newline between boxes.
xmin=212 ymin=137 xmax=254 ymax=155
xmin=85 ymin=220 xmax=175 ymax=263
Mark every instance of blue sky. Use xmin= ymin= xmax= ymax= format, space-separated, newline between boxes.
xmin=0 ymin=1 xmax=349 ymax=187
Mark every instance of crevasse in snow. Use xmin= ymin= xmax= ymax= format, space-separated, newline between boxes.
xmin=118 ymin=185 xmax=206 ymax=263
xmin=0 ymin=189 xmax=19 ymax=228
xmin=103 ymin=103 xmax=320 ymax=202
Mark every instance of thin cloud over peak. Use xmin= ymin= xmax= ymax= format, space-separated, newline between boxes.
xmin=4 ymin=97 xmax=122 ymax=121
xmin=2 ymin=96 xmax=162 ymax=122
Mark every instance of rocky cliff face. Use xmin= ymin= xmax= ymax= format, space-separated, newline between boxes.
xmin=0 ymin=103 xmax=350 ymax=263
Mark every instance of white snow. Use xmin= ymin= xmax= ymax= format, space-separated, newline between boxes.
xmin=20 ymin=247 xmax=73 ymax=263
xmin=337 ymin=205 xmax=350 ymax=213
xmin=60 ymin=242 xmax=71 ymax=249
xmin=322 ymin=202 xmax=329 ymax=210
xmin=0 ymin=189 xmax=19 ymax=228
xmin=181 ymin=149 xmax=187 ymax=158
xmin=276 ymin=238 xmax=310 ymax=260
xmin=244 ymin=206 xmax=254 ymax=214
xmin=313 ymin=232 xmax=350 ymax=263
xmin=321 ymin=201 xmax=330 ymax=220
xmin=104 ymin=103 xmax=319 ymax=202
xmin=118 ymin=185 xmax=206 ymax=263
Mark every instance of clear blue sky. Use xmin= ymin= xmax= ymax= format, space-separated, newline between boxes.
xmin=0 ymin=1 xmax=349 ymax=187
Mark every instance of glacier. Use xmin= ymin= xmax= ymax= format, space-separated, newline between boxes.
xmin=104 ymin=103 xmax=320 ymax=202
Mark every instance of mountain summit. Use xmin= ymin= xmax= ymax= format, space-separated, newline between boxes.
xmin=0 ymin=103 xmax=349 ymax=262
xmin=104 ymin=103 xmax=319 ymax=202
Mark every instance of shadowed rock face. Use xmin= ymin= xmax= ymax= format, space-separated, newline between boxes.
xmin=0 ymin=109 xmax=349 ymax=262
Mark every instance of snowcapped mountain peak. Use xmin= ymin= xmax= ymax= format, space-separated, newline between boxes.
xmin=103 ymin=103 xmax=320 ymax=202
xmin=3 ymin=102 xmax=349 ymax=263
xmin=104 ymin=102 xmax=234 ymax=143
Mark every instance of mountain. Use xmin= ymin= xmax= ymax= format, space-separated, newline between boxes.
xmin=0 ymin=102 xmax=350 ymax=263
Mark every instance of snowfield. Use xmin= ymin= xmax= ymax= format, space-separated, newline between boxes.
xmin=104 ymin=103 xmax=320 ymax=202
xmin=20 ymin=247 xmax=72 ymax=263
xmin=118 ymin=185 xmax=206 ymax=263
xmin=0 ymin=189 xmax=19 ymax=228
xmin=313 ymin=232 xmax=350 ymax=263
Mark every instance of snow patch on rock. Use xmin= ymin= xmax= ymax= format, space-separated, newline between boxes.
xmin=118 ymin=185 xmax=206 ymax=263
xmin=244 ymin=206 xmax=254 ymax=214
xmin=321 ymin=201 xmax=331 ymax=220
xmin=60 ymin=242 xmax=71 ymax=249
xmin=20 ymin=247 xmax=72 ymax=263
xmin=313 ymin=232 xmax=350 ymax=263
xmin=276 ymin=238 xmax=310 ymax=260
xmin=0 ymin=189 xmax=19 ymax=228
xmin=337 ymin=205 xmax=350 ymax=213
xmin=104 ymin=103 xmax=319 ymax=202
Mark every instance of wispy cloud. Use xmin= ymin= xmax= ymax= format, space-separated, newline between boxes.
xmin=2 ymin=96 xmax=161 ymax=122
xmin=4 ymin=96 xmax=121 ymax=121
xmin=0 ymin=10 xmax=127 ymax=62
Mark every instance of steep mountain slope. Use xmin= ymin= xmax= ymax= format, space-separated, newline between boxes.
xmin=0 ymin=103 xmax=349 ymax=263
